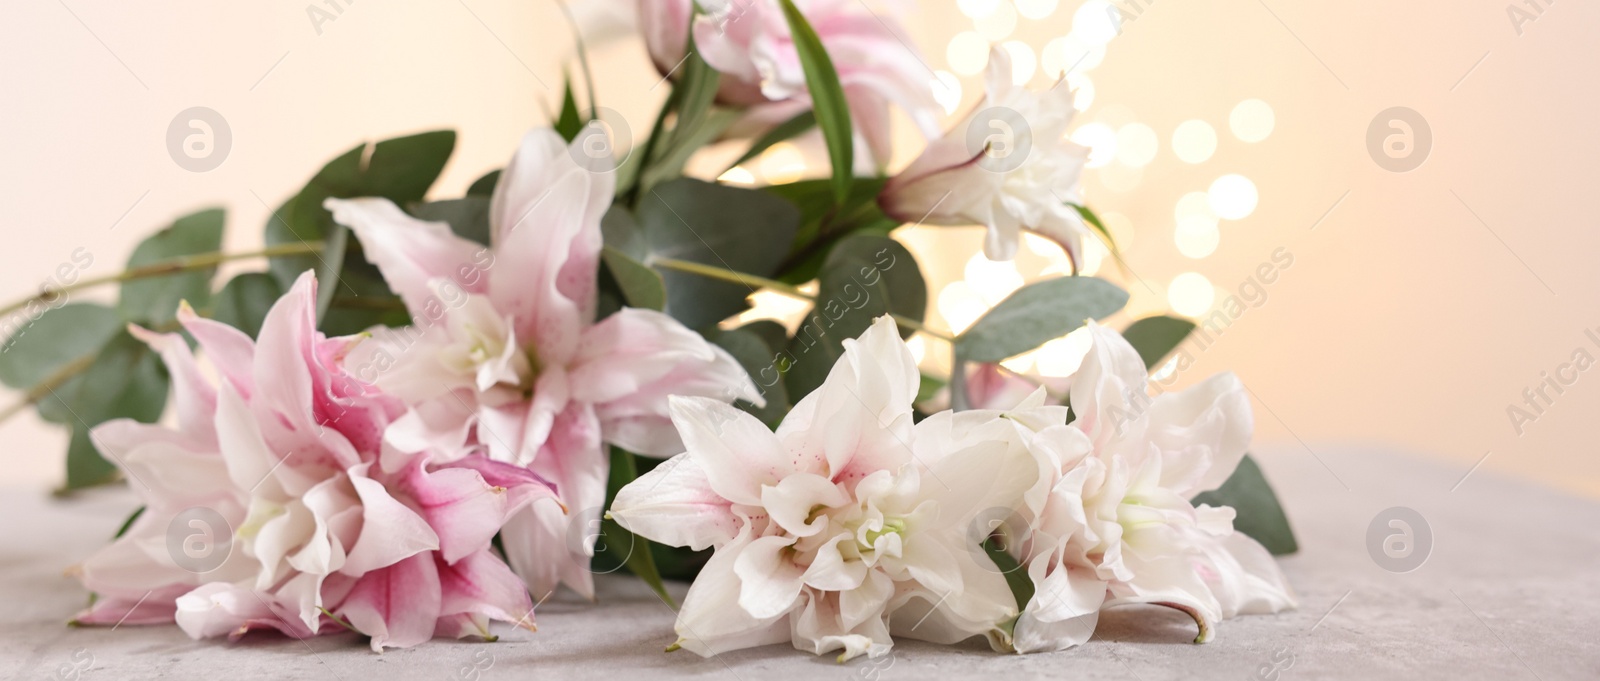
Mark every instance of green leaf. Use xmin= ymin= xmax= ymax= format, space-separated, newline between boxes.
xmin=1121 ymin=315 xmax=1197 ymax=370
xmin=600 ymin=448 xmax=675 ymax=607
xmin=667 ymin=39 xmax=722 ymax=156
xmin=955 ymin=277 xmax=1128 ymax=363
xmin=641 ymin=110 xmax=738 ymax=189
xmin=726 ymin=111 xmax=817 ymax=174
xmin=1070 ymin=203 xmax=1114 ymax=250
xmin=209 ymin=273 xmax=283 ymax=340
xmin=409 ymin=197 xmax=492 ymax=247
xmin=917 ymin=373 xmax=947 ymax=405
xmin=265 ymin=130 xmax=456 ymax=331
xmin=763 ymin=177 xmax=895 ymax=283
xmin=983 ymin=540 xmax=1035 ymax=612
xmin=1192 ymin=455 xmax=1299 ymax=555
xmin=705 ymin=326 xmax=789 ymax=428
xmin=0 ymin=303 xmax=122 ymax=398
xmin=65 ymin=425 xmax=119 ymax=492
xmin=601 ymin=246 xmax=666 ymax=311
xmin=467 ymin=169 xmax=501 ymax=197
xmin=113 ymin=505 xmax=146 ymax=539
xmin=119 ymin=208 xmax=225 ymax=324
xmin=784 ymin=235 xmax=924 ymax=403
xmin=556 ymin=76 xmax=584 ymax=143
xmin=636 ymin=179 xmax=801 ymax=330
xmin=55 ymin=331 xmax=170 ymax=492
xmin=778 ymin=0 xmax=853 ymax=203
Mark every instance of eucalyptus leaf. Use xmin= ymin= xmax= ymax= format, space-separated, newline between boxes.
xmin=54 ymin=331 xmax=170 ymax=491
xmin=763 ymin=177 xmax=895 ymax=283
xmin=706 ymin=326 xmax=789 ymax=428
xmin=64 ymin=425 xmax=119 ymax=493
xmin=265 ymin=130 xmax=456 ymax=330
xmin=1192 ymin=455 xmax=1299 ymax=555
xmin=410 ymin=197 xmax=492 ymax=246
xmin=467 ymin=169 xmax=501 ymax=197
xmin=636 ymin=179 xmax=800 ymax=330
xmin=778 ymin=0 xmax=853 ymax=203
xmin=955 ymin=277 xmax=1128 ymax=363
xmin=601 ymin=246 xmax=666 ymax=311
xmin=209 ymin=273 xmax=283 ymax=340
xmin=1122 ymin=315 xmax=1197 ymax=370
xmin=0 ymin=303 xmax=122 ymax=397
xmin=118 ymin=208 xmax=225 ymax=324
xmin=784 ymin=235 xmax=924 ymax=402
xmin=726 ymin=110 xmax=816 ymax=173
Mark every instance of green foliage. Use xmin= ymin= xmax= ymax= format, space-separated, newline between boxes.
xmin=1121 ymin=315 xmax=1197 ymax=370
xmin=597 ymin=448 xmax=674 ymax=606
xmin=631 ymin=179 xmax=800 ymax=330
xmin=264 ymin=130 xmax=456 ymax=334
xmin=409 ymin=197 xmax=492 ymax=247
xmin=765 ymin=177 xmax=897 ymax=284
xmin=955 ymin=277 xmax=1128 ymax=363
xmin=1193 ymin=455 xmax=1299 ymax=555
xmin=706 ymin=325 xmax=790 ymax=428
xmin=725 ymin=110 xmax=816 ymax=173
xmin=209 ymin=273 xmax=282 ymax=340
xmin=53 ymin=331 xmax=170 ymax=491
xmin=783 ymin=235 xmax=924 ymax=403
xmin=119 ymin=208 xmax=224 ymax=324
xmin=778 ymin=0 xmax=854 ymax=202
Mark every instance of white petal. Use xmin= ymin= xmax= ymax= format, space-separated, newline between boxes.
xmin=610 ymin=453 xmax=742 ymax=551
xmin=733 ymin=535 xmax=806 ymax=619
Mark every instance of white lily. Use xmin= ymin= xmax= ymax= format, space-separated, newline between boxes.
xmin=879 ymin=46 xmax=1092 ymax=265
xmin=1005 ymin=322 xmax=1297 ymax=653
xmin=610 ymin=316 xmax=1036 ymax=661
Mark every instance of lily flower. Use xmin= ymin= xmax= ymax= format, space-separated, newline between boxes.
xmin=879 ymin=46 xmax=1092 ymax=264
xmin=70 ymin=272 xmax=556 ymax=650
xmin=609 ymin=316 xmax=1034 ymax=661
xmin=1003 ymin=323 xmax=1296 ymax=653
xmin=635 ymin=0 xmax=941 ymax=168
xmin=324 ymin=128 xmax=762 ymax=600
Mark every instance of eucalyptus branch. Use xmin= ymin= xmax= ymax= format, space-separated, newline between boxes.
xmin=650 ymin=257 xmax=953 ymax=342
xmin=0 ymin=352 xmax=96 ymax=423
xmin=0 ymin=241 xmax=326 ymax=320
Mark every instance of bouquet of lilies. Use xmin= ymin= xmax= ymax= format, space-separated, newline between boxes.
xmin=1 ymin=0 xmax=1297 ymax=662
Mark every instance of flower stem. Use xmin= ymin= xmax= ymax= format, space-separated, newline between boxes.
xmin=0 ymin=241 xmax=326 ymax=320
xmin=0 ymin=352 xmax=96 ymax=423
xmin=649 ymin=257 xmax=953 ymax=342
xmin=0 ymin=241 xmax=325 ymax=425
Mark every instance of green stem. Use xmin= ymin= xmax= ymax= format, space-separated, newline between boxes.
xmin=0 ymin=352 xmax=96 ymax=423
xmin=650 ymin=257 xmax=952 ymax=342
xmin=0 ymin=241 xmax=325 ymax=320
xmin=0 ymin=242 xmax=325 ymax=425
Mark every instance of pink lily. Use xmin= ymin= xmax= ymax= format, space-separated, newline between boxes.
xmin=71 ymin=272 xmax=558 ymax=650
xmin=325 ymin=128 xmax=762 ymax=600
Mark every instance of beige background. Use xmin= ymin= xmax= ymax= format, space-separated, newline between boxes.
xmin=1 ymin=0 xmax=1596 ymax=498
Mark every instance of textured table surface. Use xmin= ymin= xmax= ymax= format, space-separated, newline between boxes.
xmin=3 ymin=444 xmax=1596 ymax=680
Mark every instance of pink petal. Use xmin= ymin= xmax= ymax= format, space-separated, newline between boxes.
xmin=178 ymin=301 xmax=257 ymax=398
xmin=400 ymin=463 xmax=508 ymax=565
xmin=72 ymin=585 xmax=186 ymax=627
xmin=488 ymin=130 xmax=610 ymax=365
xmin=338 ymin=552 xmax=443 ymax=650
xmin=325 ymin=197 xmax=490 ymax=315
xmin=436 ymin=549 xmax=535 ymax=629
xmin=341 ymin=468 xmax=440 ymax=575
xmin=127 ymin=324 xmax=217 ymax=440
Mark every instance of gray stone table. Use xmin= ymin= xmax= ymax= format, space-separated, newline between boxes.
xmin=3 ymin=445 xmax=1596 ymax=680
